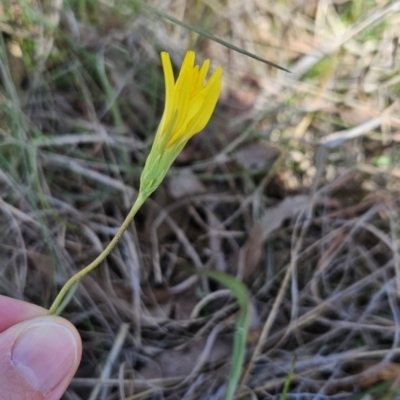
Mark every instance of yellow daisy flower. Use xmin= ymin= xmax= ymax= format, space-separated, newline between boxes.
xmin=159 ymin=51 xmax=222 ymax=147
xmin=140 ymin=51 xmax=222 ymax=197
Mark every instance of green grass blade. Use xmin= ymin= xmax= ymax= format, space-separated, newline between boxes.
xmin=196 ymin=270 xmax=250 ymax=400
xmin=279 ymin=358 xmax=296 ymax=400
xmin=95 ymin=55 xmax=124 ymax=128
xmin=132 ymin=0 xmax=289 ymax=72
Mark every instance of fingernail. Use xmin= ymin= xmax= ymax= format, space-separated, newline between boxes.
xmin=12 ymin=321 xmax=78 ymax=392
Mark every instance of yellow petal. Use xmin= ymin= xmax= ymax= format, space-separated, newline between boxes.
xmin=186 ymin=66 xmax=222 ymax=136
xmin=199 ymin=59 xmax=210 ymax=87
xmin=160 ymin=52 xmax=175 ymax=135
xmin=171 ymin=52 xmax=195 ymax=138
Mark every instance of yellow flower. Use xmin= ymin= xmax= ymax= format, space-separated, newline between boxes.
xmin=139 ymin=51 xmax=222 ymax=197
xmin=159 ymin=51 xmax=222 ymax=147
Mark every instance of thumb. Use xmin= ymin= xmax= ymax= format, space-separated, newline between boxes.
xmin=0 ymin=315 xmax=82 ymax=400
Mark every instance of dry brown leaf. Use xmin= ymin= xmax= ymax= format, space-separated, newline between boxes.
xmin=358 ymin=362 xmax=400 ymax=388
xmin=339 ymin=102 xmax=381 ymax=126
xmin=173 ymin=287 xmax=200 ymax=321
xmin=235 ymin=196 xmax=307 ymax=280
xmin=141 ymin=286 xmax=172 ymax=307
xmin=27 ymin=251 xmax=54 ymax=300
xmin=235 ymin=142 xmax=281 ymax=171
xmin=140 ymin=336 xmax=231 ymax=379
xmin=241 ymin=222 xmax=264 ymax=282
xmin=168 ymin=168 xmax=206 ymax=199
xmin=260 ymin=195 xmax=309 ymax=240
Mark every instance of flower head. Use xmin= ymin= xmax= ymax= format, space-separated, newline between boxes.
xmin=159 ymin=51 xmax=222 ymax=147
xmin=140 ymin=51 xmax=222 ymax=197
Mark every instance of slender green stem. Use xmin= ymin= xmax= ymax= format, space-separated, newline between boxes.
xmin=48 ymin=192 xmax=147 ymax=315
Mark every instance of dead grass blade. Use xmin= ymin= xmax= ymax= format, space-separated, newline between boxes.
xmin=133 ymin=0 xmax=290 ymax=72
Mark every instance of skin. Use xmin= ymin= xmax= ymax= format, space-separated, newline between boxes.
xmin=0 ymin=295 xmax=82 ymax=400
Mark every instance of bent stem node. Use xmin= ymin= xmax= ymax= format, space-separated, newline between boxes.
xmin=48 ymin=192 xmax=147 ymax=315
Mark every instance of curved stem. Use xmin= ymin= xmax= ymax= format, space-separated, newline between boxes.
xmin=48 ymin=192 xmax=147 ymax=315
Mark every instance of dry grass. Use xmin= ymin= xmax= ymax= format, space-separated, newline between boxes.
xmin=1 ymin=0 xmax=400 ymax=399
